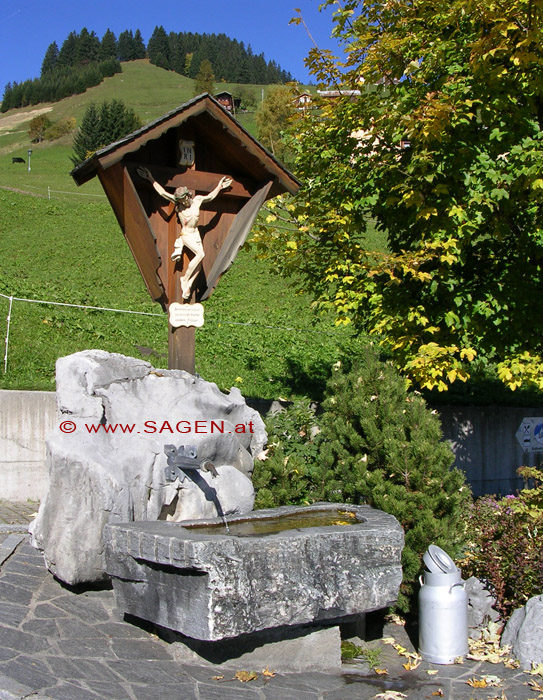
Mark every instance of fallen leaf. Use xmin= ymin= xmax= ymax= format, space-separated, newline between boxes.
xmin=212 ymin=675 xmax=224 ymax=681
xmin=235 ymin=670 xmax=258 ymax=683
xmin=467 ymin=677 xmax=488 ymax=688
xmin=530 ymin=663 xmax=543 ymax=677
xmin=374 ymin=667 xmax=389 ymax=675
xmin=468 ymin=632 xmax=518 ymax=667
xmin=426 ymin=670 xmax=439 ymax=675
xmin=431 ymin=690 xmax=444 ymax=697
xmin=385 ymin=613 xmax=406 ymax=626
xmin=374 ymin=692 xmax=407 ymax=700
xmin=403 ymin=658 xmax=421 ymax=671
xmin=262 ymin=667 xmax=276 ymax=678
xmin=488 ymin=691 xmax=508 ymax=700
xmin=482 ymin=675 xmax=504 ymax=687
xmin=454 ymin=656 xmax=465 ymax=664
xmin=527 ymin=677 xmax=543 ymax=690
xmin=382 ymin=637 xmax=397 ymax=645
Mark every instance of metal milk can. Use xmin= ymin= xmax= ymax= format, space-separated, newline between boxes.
xmin=418 ymin=545 xmax=468 ymax=664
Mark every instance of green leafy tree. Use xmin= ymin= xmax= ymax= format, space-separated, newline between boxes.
xmin=118 ymin=30 xmax=142 ymax=62
xmin=133 ymin=30 xmax=146 ymax=59
xmin=57 ymin=31 xmax=78 ymax=68
xmin=147 ymin=26 xmax=170 ymax=69
xmin=233 ymin=85 xmax=257 ymax=111
xmin=255 ymin=85 xmax=296 ymax=161
xmin=28 ymin=114 xmax=53 ymax=142
xmin=76 ymin=28 xmax=100 ymax=65
xmin=71 ymin=102 xmax=100 ymax=165
xmin=256 ymin=0 xmax=543 ymax=392
xmin=193 ymin=58 xmax=215 ymax=96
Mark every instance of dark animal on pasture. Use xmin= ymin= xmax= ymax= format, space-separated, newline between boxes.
xmin=12 ymin=157 xmax=25 ymax=164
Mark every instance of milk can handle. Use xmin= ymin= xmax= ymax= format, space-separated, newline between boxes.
xmin=419 ymin=575 xmax=424 ymax=587
xmin=449 ymin=581 xmax=464 ymax=593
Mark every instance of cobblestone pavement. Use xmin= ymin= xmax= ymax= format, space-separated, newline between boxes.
xmin=0 ymin=500 xmax=39 ymax=532
xmin=0 ymin=503 xmax=539 ymax=700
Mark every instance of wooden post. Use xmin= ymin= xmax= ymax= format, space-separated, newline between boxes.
xmin=169 ymin=325 xmax=195 ymax=373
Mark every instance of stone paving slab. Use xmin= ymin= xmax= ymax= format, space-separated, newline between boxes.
xmin=0 ymin=517 xmax=539 ymax=699
xmin=0 ymin=501 xmax=37 ymax=527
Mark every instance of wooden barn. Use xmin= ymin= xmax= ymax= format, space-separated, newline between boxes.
xmin=214 ymin=91 xmax=241 ymax=113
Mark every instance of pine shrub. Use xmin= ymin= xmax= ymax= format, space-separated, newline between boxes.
xmin=316 ymin=350 xmax=471 ymax=610
xmin=253 ymin=400 xmax=321 ymax=509
xmin=253 ymin=347 xmax=471 ymax=611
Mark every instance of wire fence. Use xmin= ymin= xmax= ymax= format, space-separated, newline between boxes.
xmin=0 ymin=292 xmax=336 ymax=374
xmin=0 ymin=183 xmax=107 ymax=201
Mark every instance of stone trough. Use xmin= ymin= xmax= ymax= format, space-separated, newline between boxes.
xmin=104 ymin=503 xmax=404 ymax=670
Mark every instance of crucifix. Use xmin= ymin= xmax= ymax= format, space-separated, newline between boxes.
xmin=136 ymin=166 xmax=232 ymax=301
xmin=70 ymin=95 xmax=300 ymax=374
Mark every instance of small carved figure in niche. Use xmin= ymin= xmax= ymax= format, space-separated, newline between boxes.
xmin=137 ymin=167 xmax=232 ymax=300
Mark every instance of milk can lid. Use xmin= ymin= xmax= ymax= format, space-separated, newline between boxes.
xmin=423 ymin=545 xmax=458 ymax=574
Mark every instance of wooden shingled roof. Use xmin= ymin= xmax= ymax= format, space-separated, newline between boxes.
xmin=71 ymin=93 xmax=300 ymax=198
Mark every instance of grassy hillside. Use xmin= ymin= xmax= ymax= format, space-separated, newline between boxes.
xmin=0 ymin=60 xmax=276 ymax=198
xmin=0 ymin=64 xmax=354 ymax=398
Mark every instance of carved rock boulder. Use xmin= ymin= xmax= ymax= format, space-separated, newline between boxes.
xmin=29 ymin=350 xmax=266 ymax=585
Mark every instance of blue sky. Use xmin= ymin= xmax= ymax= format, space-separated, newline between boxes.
xmin=0 ymin=0 xmax=341 ymax=93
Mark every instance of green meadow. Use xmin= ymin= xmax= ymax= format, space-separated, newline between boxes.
xmin=0 ymin=62 xmax=355 ymax=398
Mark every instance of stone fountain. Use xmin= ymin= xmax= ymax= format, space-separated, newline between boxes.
xmin=104 ymin=503 xmax=403 ymax=670
xmin=30 ymin=350 xmax=404 ymax=671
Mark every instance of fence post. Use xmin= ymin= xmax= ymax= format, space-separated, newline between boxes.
xmin=4 ymin=295 xmax=13 ymax=373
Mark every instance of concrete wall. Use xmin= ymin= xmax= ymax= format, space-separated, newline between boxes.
xmin=0 ymin=390 xmax=541 ymax=501
xmin=0 ymin=390 xmax=57 ymax=502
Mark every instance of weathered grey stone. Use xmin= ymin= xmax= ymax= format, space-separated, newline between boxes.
xmin=104 ymin=504 xmax=404 ymax=643
xmin=30 ymin=350 xmax=266 ymax=585
xmin=501 ymin=595 xmax=543 ymax=669
xmin=465 ymin=577 xmax=500 ymax=639
xmin=0 ymin=536 xmax=26 ymax=567
xmin=171 ymin=623 xmax=342 ymax=672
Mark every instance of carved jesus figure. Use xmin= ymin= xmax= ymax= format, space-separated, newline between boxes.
xmin=137 ymin=167 xmax=232 ymax=300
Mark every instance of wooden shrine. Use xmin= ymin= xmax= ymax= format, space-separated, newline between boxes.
xmin=71 ymin=94 xmax=300 ymax=373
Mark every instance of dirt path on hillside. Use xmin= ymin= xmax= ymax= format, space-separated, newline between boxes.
xmin=0 ymin=106 xmax=53 ymax=132
xmin=0 ymin=185 xmax=45 ymax=198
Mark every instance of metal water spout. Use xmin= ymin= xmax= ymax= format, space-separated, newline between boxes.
xmin=418 ymin=545 xmax=468 ymax=664
xmin=163 ymin=444 xmax=218 ymax=482
xmin=163 ymin=444 xmax=228 ymax=530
